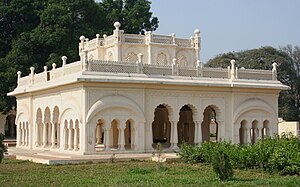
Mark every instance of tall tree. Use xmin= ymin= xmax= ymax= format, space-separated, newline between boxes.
xmin=206 ymin=46 xmax=300 ymax=121
xmin=100 ymin=0 xmax=158 ymax=34
xmin=0 ymin=0 xmax=159 ymax=111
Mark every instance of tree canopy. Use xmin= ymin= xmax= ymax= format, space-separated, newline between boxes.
xmin=206 ymin=46 xmax=300 ymax=121
xmin=0 ymin=0 xmax=158 ymax=111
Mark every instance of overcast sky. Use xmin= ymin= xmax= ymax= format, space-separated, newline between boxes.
xmin=150 ymin=0 xmax=300 ymax=63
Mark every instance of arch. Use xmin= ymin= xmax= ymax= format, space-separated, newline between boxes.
xmin=156 ymin=52 xmax=168 ymax=65
xmin=262 ymin=120 xmax=270 ymax=139
xmin=176 ymin=50 xmax=193 ymax=66
xmin=251 ymin=120 xmax=259 ymax=144
xmin=52 ymin=106 xmax=59 ymax=123
xmin=125 ymin=119 xmax=134 ymax=150
xmin=239 ymin=120 xmax=248 ymax=145
xmin=233 ymin=98 xmax=277 ymax=124
xmin=177 ymin=105 xmax=195 ymax=145
xmin=16 ymin=103 xmax=29 ymax=125
xmin=201 ymin=105 xmax=221 ymax=142
xmin=152 ymin=104 xmax=172 ymax=148
xmin=44 ymin=107 xmax=51 ymax=124
xmin=5 ymin=114 xmax=16 ymax=139
xmin=86 ymin=95 xmax=145 ymax=124
xmin=125 ymin=51 xmax=139 ymax=63
xmin=111 ymin=119 xmax=120 ymax=148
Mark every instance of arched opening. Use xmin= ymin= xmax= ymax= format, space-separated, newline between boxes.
xmin=251 ymin=120 xmax=259 ymax=144
xmin=178 ymin=105 xmax=195 ymax=145
xmin=201 ymin=106 xmax=218 ymax=142
xmin=125 ymin=119 xmax=133 ymax=150
xmin=111 ymin=119 xmax=119 ymax=149
xmin=44 ymin=107 xmax=51 ymax=147
xmin=239 ymin=120 xmax=247 ymax=145
xmin=152 ymin=104 xmax=171 ymax=148
xmin=262 ymin=120 xmax=270 ymax=140
xmin=156 ymin=52 xmax=168 ymax=65
xmin=5 ymin=114 xmax=16 ymax=139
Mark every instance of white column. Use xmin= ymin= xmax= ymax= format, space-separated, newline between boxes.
xmin=118 ymin=125 xmax=125 ymax=151
xmin=17 ymin=125 xmax=21 ymax=147
xmin=57 ymin=124 xmax=60 ymax=148
xmin=170 ymin=122 xmax=174 ymax=148
xmin=246 ymin=127 xmax=251 ymax=144
xmin=197 ymin=121 xmax=202 ymax=146
xmin=68 ymin=127 xmax=73 ymax=150
xmin=35 ymin=123 xmax=39 ymax=146
xmin=171 ymin=121 xmax=179 ymax=151
xmin=74 ymin=128 xmax=79 ymax=151
xmin=42 ymin=123 xmax=47 ymax=147
xmin=104 ymin=128 xmax=110 ymax=151
xmin=194 ymin=122 xmax=198 ymax=145
xmin=26 ymin=123 xmax=29 ymax=146
xmin=64 ymin=128 xmax=68 ymax=150
xmin=134 ymin=127 xmax=139 ymax=150
xmin=51 ymin=123 xmax=56 ymax=148
xmin=22 ymin=124 xmax=25 ymax=146
xmin=96 ymin=124 xmax=101 ymax=144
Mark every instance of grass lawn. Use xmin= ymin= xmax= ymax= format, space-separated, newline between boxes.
xmin=0 ymin=158 xmax=299 ymax=186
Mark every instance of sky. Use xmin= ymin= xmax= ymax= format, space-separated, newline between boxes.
xmin=150 ymin=0 xmax=300 ymax=63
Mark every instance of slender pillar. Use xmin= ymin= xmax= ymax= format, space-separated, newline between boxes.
xmin=51 ymin=123 xmax=56 ymax=148
xmin=134 ymin=127 xmax=139 ymax=150
xmin=26 ymin=123 xmax=29 ymax=146
xmin=194 ymin=122 xmax=199 ymax=145
xmin=171 ymin=121 xmax=179 ymax=151
xmin=74 ymin=127 xmax=79 ymax=151
xmin=104 ymin=128 xmax=110 ymax=151
xmin=42 ymin=123 xmax=47 ymax=147
xmin=64 ymin=128 xmax=68 ymax=150
xmin=118 ymin=125 xmax=125 ymax=151
xmin=197 ymin=121 xmax=202 ymax=146
xmin=57 ymin=124 xmax=60 ymax=148
xmin=246 ymin=127 xmax=251 ymax=144
xmin=96 ymin=124 xmax=102 ymax=144
xmin=68 ymin=127 xmax=73 ymax=150
xmin=17 ymin=125 xmax=21 ymax=147
xmin=35 ymin=123 xmax=39 ymax=146
xmin=170 ymin=122 xmax=174 ymax=148
xmin=22 ymin=125 xmax=26 ymax=146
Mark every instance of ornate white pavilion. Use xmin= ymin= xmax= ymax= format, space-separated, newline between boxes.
xmin=8 ymin=22 xmax=288 ymax=155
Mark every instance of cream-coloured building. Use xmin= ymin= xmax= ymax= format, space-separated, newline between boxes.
xmin=8 ymin=22 xmax=288 ymax=155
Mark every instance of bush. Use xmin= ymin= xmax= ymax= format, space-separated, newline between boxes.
xmin=178 ymin=142 xmax=202 ymax=164
xmin=179 ymin=134 xmax=300 ymax=175
xmin=212 ymin=150 xmax=233 ymax=180
xmin=0 ymin=133 xmax=7 ymax=163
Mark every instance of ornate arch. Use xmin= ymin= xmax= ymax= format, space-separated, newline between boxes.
xmin=233 ymin=98 xmax=277 ymax=124
xmin=86 ymin=95 xmax=145 ymax=124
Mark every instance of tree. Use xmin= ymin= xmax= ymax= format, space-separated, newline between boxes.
xmin=0 ymin=0 xmax=159 ymax=111
xmin=100 ymin=0 xmax=158 ymax=34
xmin=206 ymin=46 xmax=300 ymax=121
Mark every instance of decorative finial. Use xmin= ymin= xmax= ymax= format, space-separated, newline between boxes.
xmin=79 ymin=35 xmax=85 ymax=41
xmin=114 ymin=21 xmax=121 ymax=30
xmin=194 ymin=28 xmax=200 ymax=35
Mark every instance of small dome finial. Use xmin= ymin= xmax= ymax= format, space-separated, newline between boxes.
xmin=194 ymin=28 xmax=200 ymax=35
xmin=114 ymin=21 xmax=121 ymax=30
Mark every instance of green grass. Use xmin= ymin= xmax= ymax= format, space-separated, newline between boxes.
xmin=0 ymin=158 xmax=299 ymax=186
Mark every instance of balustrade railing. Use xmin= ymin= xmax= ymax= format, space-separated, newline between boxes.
xmin=17 ymin=60 xmax=275 ymax=88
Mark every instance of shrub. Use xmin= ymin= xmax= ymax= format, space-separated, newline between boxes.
xmin=179 ymin=134 xmax=300 ymax=175
xmin=178 ymin=142 xmax=202 ymax=164
xmin=0 ymin=133 xmax=7 ymax=163
xmin=212 ymin=150 xmax=233 ymax=180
